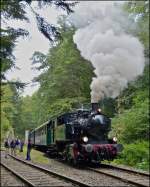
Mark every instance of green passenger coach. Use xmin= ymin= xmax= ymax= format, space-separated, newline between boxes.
xmin=30 ymin=116 xmax=66 ymax=151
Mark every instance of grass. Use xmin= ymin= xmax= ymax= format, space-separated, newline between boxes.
xmin=17 ymin=145 xmax=49 ymax=165
xmin=0 ymin=146 xmax=5 ymax=151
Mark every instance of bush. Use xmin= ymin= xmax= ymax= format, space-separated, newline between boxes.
xmin=111 ymin=98 xmax=149 ymax=143
xmin=113 ymin=141 xmax=149 ymax=171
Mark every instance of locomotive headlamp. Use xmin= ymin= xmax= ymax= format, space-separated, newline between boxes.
xmin=82 ymin=136 xmax=88 ymax=143
xmin=113 ymin=137 xmax=117 ymax=142
xmin=97 ymin=108 xmax=102 ymax=113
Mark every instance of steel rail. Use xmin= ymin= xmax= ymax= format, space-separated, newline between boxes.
xmin=0 ymin=162 xmax=35 ymax=186
xmin=87 ymin=167 xmax=149 ymax=187
xmin=48 ymin=156 xmax=149 ymax=186
xmin=8 ymin=154 xmax=90 ymax=187
xmin=100 ymin=163 xmax=149 ymax=176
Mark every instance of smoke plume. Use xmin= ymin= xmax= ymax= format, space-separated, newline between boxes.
xmin=69 ymin=1 xmax=145 ymax=103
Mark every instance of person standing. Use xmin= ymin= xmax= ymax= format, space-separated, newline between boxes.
xmin=15 ymin=137 xmax=20 ymax=153
xmin=10 ymin=139 xmax=16 ymax=156
xmin=26 ymin=139 xmax=32 ymax=160
xmin=20 ymin=140 xmax=24 ymax=152
xmin=4 ymin=138 xmax=9 ymax=158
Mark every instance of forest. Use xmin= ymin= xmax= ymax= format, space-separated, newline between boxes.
xmin=1 ymin=1 xmax=149 ymax=171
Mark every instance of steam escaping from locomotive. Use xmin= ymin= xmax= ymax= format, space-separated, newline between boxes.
xmin=68 ymin=1 xmax=145 ymax=102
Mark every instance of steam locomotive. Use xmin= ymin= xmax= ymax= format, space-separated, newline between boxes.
xmin=29 ymin=103 xmax=123 ymax=165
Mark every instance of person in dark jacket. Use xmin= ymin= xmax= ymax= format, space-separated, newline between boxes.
xmin=10 ymin=139 xmax=16 ymax=156
xmin=26 ymin=139 xmax=32 ymax=160
xmin=15 ymin=137 xmax=20 ymax=152
xmin=20 ymin=140 xmax=24 ymax=152
xmin=4 ymin=138 xmax=9 ymax=158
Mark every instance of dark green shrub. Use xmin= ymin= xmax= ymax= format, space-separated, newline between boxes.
xmin=113 ymin=141 xmax=149 ymax=171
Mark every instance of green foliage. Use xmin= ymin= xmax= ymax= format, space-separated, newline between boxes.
xmin=18 ymin=145 xmax=49 ymax=165
xmin=111 ymin=98 xmax=149 ymax=143
xmin=0 ymin=83 xmax=27 ymax=140
xmin=110 ymin=65 xmax=149 ymax=143
xmin=0 ymin=28 xmax=28 ymax=80
xmin=20 ymin=28 xmax=93 ymax=129
xmin=0 ymin=0 xmax=75 ymax=81
xmin=48 ymin=97 xmax=88 ymax=119
xmin=113 ymin=141 xmax=149 ymax=171
xmin=28 ymin=28 xmax=93 ymax=124
xmin=0 ymin=0 xmax=75 ymax=43
xmin=99 ymin=98 xmax=117 ymax=117
xmin=20 ymin=94 xmax=43 ymax=131
xmin=47 ymin=29 xmax=93 ymax=100
xmin=1 ymin=111 xmax=11 ymax=141
xmin=115 ymin=65 xmax=149 ymax=112
xmin=30 ymin=51 xmax=47 ymax=70
xmin=123 ymin=1 xmax=149 ymax=55
xmin=0 ymin=30 xmax=15 ymax=79
xmin=1 ymin=0 xmax=29 ymax=80
xmin=1 ymin=0 xmax=28 ymax=20
xmin=1 ymin=85 xmax=16 ymax=140
xmin=109 ymin=64 xmax=149 ymax=171
xmin=0 ymin=0 xmax=77 ymax=139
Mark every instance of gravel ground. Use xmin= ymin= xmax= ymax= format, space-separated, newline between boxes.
xmin=1 ymin=155 xmax=77 ymax=186
xmin=1 ymin=165 xmax=27 ymax=186
xmin=1 ymin=151 xmax=26 ymax=186
xmin=16 ymin=154 xmax=136 ymax=187
xmin=94 ymin=167 xmax=149 ymax=186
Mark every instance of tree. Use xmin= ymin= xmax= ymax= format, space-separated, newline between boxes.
xmin=0 ymin=1 xmax=77 ymax=138
xmin=20 ymin=27 xmax=94 ymax=127
xmin=0 ymin=28 xmax=28 ymax=81
xmin=124 ymin=0 xmax=149 ymax=56
xmin=110 ymin=64 xmax=149 ymax=143
xmin=1 ymin=84 xmax=20 ymax=139
xmin=0 ymin=0 xmax=76 ymax=81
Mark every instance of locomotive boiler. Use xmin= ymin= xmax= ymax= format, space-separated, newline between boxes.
xmin=29 ymin=103 xmax=123 ymax=165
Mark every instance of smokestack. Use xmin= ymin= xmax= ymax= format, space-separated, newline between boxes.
xmin=91 ymin=103 xmax=99 ymax=111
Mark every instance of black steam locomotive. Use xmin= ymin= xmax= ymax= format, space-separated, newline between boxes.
xmin=29 ymin=103 xmax=123 ymax=165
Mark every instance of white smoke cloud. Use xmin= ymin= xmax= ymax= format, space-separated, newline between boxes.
xmin=68 ymin=1 xmax=145 ymax=102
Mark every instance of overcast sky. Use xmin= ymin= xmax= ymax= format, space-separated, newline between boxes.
xmin=4 ymin=2 xmax=66 ymax=96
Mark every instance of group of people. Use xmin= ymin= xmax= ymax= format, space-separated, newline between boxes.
xmin=4 ymin=137 xmax=24 ymax=158
xmin=4 ymin=137 xmax=32 ymax=161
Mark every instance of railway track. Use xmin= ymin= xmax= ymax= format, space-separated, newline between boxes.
xmin=1 ymin=164 xmax=28 ymax=186
xmin=1 ymin=154 xmax=90 ymax=187
xmin=88 ymin=163 xmax=150 ymax=187
xmin=1 ymin=151 xmax=149 ymax=186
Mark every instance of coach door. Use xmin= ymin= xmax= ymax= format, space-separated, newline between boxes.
xmin=47 ymin=122 xmax=52 ymax=145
